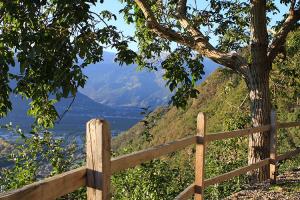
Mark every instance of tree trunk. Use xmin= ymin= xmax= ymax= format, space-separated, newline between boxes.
xmin=246 ymin=66 xmax=271 ymax=182
xmin=246 ymin=0 xmax=271 ymax=182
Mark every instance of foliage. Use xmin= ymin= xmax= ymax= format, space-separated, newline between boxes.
xmin=111 ymin=107 xmax=194 ymax=199
xmin=0 ymin=126 xmax=85 ymax=199
xmin=112 ymin=29 xmax=300 ymax=198
xmin=139 ymin=107 xmax=154 ymax=142
xmin=112 ymin=159 xmax=193 ymax=200
xmin=0 ymin=0 xmax=136 ymax=128
xmin=271 ymin=30 xmax=300 ymax=111
xmin=0 ymin=25 xmax=299 ymax=200
xmin=119 ymin=0 xmax=298 ymax=107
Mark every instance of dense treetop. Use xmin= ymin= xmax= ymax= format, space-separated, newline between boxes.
xmin=120 ymin=0 xmax=300 ymax=106
xmin=0 ymin=0 xmax=136 ymax=128
xmin=1 ymin=0 xmax=299 ymax=131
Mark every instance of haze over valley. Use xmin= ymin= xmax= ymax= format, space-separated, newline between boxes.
xmin=0 ymin=52 xmax=218 ymax=141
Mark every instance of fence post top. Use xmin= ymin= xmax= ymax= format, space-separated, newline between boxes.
xmin=197 ymin=112 xmax=206 ymax=136
xmin=198 ymin=112 xmax=205 ymax=116
xmin=197 ymin=112 xmax=206 ymax=118
xmin=87 ymin=118 xmax=108 ymax=125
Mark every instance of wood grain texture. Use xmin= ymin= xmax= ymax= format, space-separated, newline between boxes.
xmin=2 ymin=115 xmax=300 ymax=200
xmin=86 ymin=119 xmax=111 ymax=200
xmin=111 ymin=136 xmax=196 ymax=173
xmin=195 ymin=113 xmax=206 ymax=200
xmin=174 ymin=183 xmax=195 ymax=200
xmin=204 ymin=159 xmax=270 ymax=187
xmin=269 ymin=110 xmax=277 ymax=183
xmin=277 ymin=121 xmax=300 ymax=129
xmin=0 ymin=166 xmax=86 ymax=200
xmin=205 ymin=125 xmax=271 ymax=142
xmin=277 ymin=148 xmax=300 ymax=162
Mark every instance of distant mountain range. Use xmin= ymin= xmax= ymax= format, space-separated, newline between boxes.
xmin=0 ymin=93 xmax=142 ymax=141
xmin=0 ymin=51 xmax=218 ymax=141
xmin=80 ymin=51 xmax=219 ymax=107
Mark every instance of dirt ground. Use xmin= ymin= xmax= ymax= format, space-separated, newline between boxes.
xmin=225 ymin=168 xmax=300 ymax=200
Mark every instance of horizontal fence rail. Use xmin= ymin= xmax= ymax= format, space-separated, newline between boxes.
xmin=277 ymin=148 xmax=300 ymax=162
xmin=277 ymin=121 xmax=300 ymax=129
xmin=205 ymin=125 xmax=271 ymax=142
xmin=111 ymin=135 xmax=196 ymax=173
xmin=0 ymin=111 xmax=299 ymax=200
xmin=0 ymin=167 xmax=86 ymax=200
xmin=174 ymin=183 xmax=195 ymax=200
xmin=204 ymin=159 xmax=270 ymax=186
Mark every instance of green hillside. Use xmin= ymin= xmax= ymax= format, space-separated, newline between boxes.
xmin=113 ymin=68 xmax=251 ymax=150
xmin=113 ymin=29 xmax=300 ymax=157
xmin=113 ymin=65 xmax=299 ymax=153
xmin=1 ymin=29 xmax=299 ymax=200
xmin=112 ymin=40 xmax=300 ymax=199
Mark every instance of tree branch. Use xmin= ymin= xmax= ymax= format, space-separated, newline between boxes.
xmin=134 ymin=0 xmax=249 ymax=75
xmin=56 ymin=95 xmax=76 ymax=124
xmin=177 ymin=0 xmax=187 ymax=16
xmin=290 ymin=0 xmax=296 ymax=16
xmin=134 ymin=0 xmax=195 ymax=48
xmin=268 ymin=4 xmax=300 ymax=62
xmin=177 ymin=15 xmax=248 ymax=72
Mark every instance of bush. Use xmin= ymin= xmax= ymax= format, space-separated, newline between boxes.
xmin=0 ymin=126 xmax=85 ymax=199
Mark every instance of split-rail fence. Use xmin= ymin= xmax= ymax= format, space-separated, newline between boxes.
xmin=0 ymin=110 xmax=300 ymax=200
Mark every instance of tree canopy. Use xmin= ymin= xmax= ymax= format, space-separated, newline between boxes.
xmin=0 ymin=0 xmax=300 ymax=190
xmin=1 ymin=1 xmax=299 ymax=130
xmin=0 ymin=0 xmax=136 ymax=128
xmin=120 ymin=0 xmax=300 ymax=105
xmin=120 ymin=0 xmax=300 ymax=180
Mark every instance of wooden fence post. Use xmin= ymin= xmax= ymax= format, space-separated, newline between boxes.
xmin=195 ymin=113 xmax=206 ymax=200
xmin=270 ymin=110 xmax=277 ymax=184
xmin=86 ymin=119 xmax=111 ymax=200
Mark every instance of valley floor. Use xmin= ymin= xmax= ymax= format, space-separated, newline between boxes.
xmin=225 ymin=168 xmax=300 ymax=200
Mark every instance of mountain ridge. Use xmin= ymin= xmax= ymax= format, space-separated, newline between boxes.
xmin=0 ymin=92 xmax=142 ymax=141
xmin=80 ymin=51 xmax=219 ymax=107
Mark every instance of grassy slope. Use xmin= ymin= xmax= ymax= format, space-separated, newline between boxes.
xmin=112 ymin=67 xmax=300 ymax=199
xmin=113 ymin=66 xmax=300 ymax=155
xmin=113 ymin=68 xmax=250 ymax=150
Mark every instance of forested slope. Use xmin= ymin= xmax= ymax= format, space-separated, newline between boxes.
xmin=111 ymin=30 xmax=300 ymax=199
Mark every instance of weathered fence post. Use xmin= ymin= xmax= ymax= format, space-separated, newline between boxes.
xmin=269 ymin=110 xmax=277 ymax=184
xmin=86 ymin=119 xmax=111 ymax=200
xmin=195 ymin=113 xmax=206 ymax=200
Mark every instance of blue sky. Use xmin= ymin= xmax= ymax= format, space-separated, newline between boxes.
xmin=94 ymin=0 xmax=289 ymax=52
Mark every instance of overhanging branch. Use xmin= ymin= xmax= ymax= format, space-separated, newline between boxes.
xmin=177 ymin=0 xmax=187 ymax=16
xmin=268 ymin=4 xmax=300 ymax=62
xmin=134 ymin=0 xmax=195 ymax=49
xmin=176 ymin=14 xmax=248 ymax=73
xmin=134 ymin=0 xmax=249 ymax=75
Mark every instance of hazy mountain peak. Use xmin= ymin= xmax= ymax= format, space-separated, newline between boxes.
xmin=80 ymin=52 xmax=219 ymax=107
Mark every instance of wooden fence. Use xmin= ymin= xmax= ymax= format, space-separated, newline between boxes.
xmin=0 ymin=110 xmax=300 ymax=200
